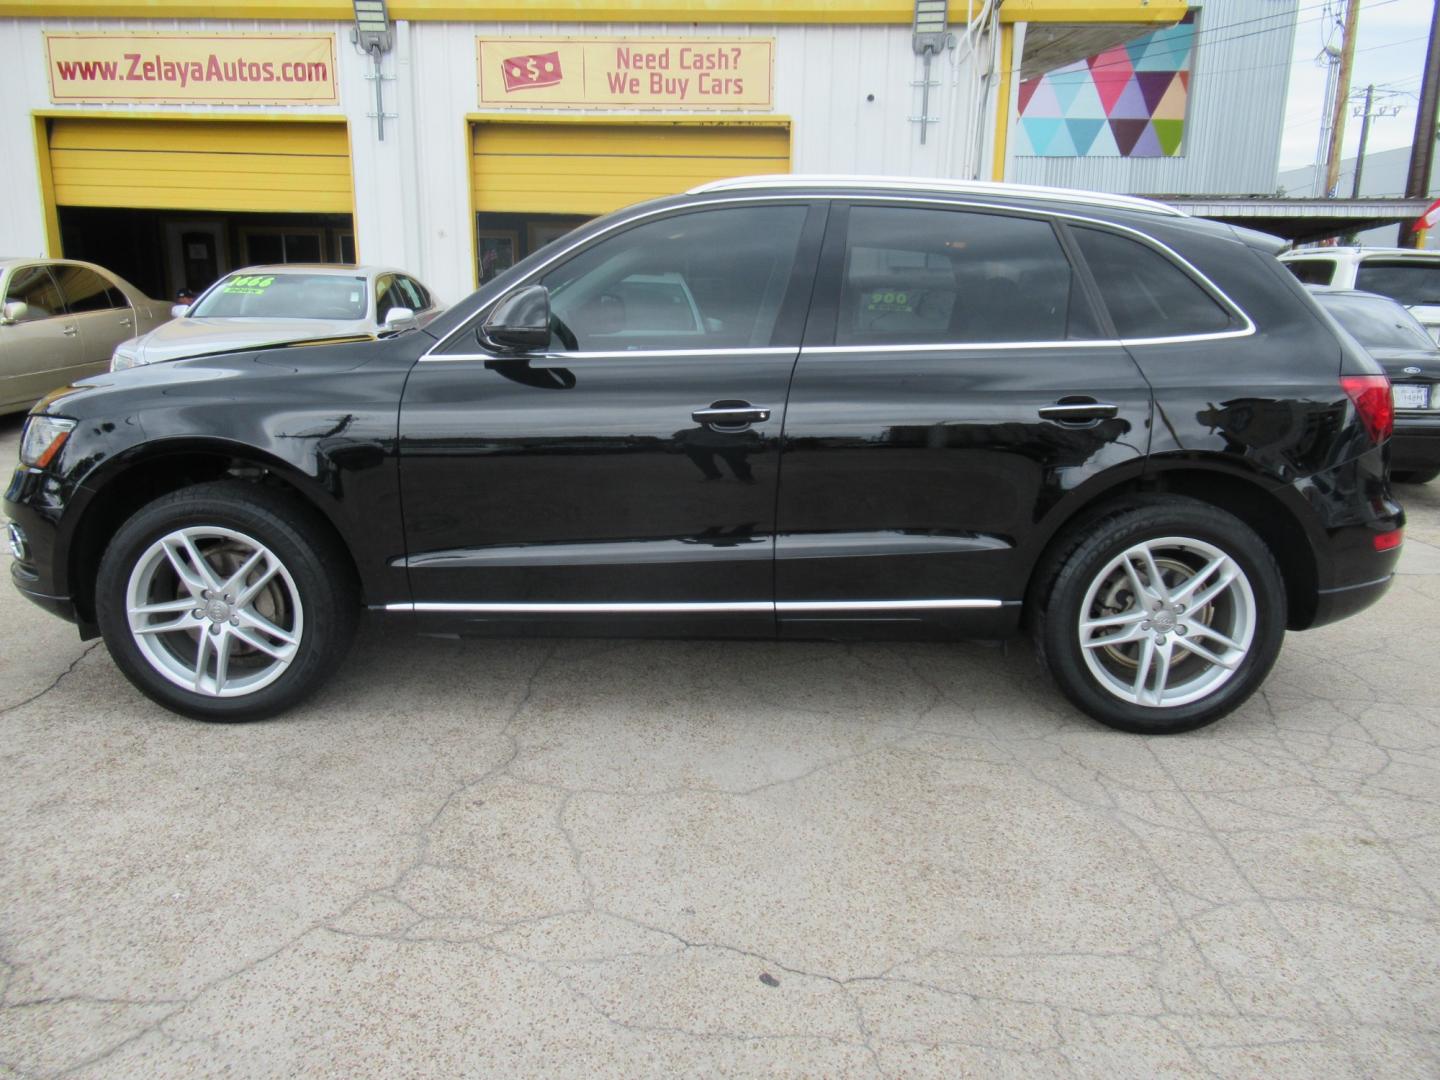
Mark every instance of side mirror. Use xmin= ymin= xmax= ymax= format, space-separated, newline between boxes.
xmin=382 ymin=306 xmax=417 ymax=333
xmin=1 ymin=300 xmax=29 ymax=325
xmin=170 ymin=303 xmax=191 ymax=318
xmin=480 ymin=285 xmax=551 ymax=352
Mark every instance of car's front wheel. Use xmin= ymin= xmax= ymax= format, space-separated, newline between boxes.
xmin=96 ymin=481 xmax=357 ymax=721
xmin=1034 ymin=497 xmax=1286 ymax=734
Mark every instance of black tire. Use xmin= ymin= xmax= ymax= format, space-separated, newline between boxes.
xmin=95 ymin=480 xmax=358 ymax=721
xmin=1032 ymin=496 xmax=1286 ymax=735
xmin=1392 ymin=467 xmax=1439 ymax=485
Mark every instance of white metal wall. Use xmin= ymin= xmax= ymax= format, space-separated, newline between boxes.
xmin=0 ymin=17 xmax=992 ymax=303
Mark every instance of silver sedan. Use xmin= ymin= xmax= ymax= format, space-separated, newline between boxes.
xmin=111 ymin=264 xmax=442 ymax=370
xmin=0 ymin=258 xmax=166 ymax=415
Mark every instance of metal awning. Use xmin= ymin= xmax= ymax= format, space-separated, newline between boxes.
xmin=1158 ymin=196 xmax=1431 ymax=243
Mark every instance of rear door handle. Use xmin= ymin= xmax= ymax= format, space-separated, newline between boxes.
xmin=692 ymin=403 xmax=772 ymax=427
xmin=1038 ymin=399 xmax=1118 ymax=423
xmin=119 ymin=318 xmax=133 ymax=328
xmin=61 ymin=325 xmax=78 ymax=337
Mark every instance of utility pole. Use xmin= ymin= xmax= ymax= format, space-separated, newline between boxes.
xmin=1323 ymin=0 xmax=1362 ymax=198
xmin=1351 ymin=85 xmax=1403 ymax=198
xmin=1351 ymin=85 xmax=1375 ymax=197
xmin=1400 ymin=0 xmax=1440 ymax=247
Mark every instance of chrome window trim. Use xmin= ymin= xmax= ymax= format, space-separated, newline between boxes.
xmin=386 ymin=598 xmax=1003 ymax=614
xmin=421 ymin=346 xmax=799 ymax=364
xmin=424 ymin=192 xmax=1255 ymax=361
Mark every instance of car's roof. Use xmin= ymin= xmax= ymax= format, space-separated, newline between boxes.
xmin=1306 ymin=286 xmax=1406 ymax=302
xmin=0 ymin=256 xmax=103 ymax=269
xmin=1282 ymin=246 xmax=1440 ymax=260
xmin=687 ymin=174 xmax=1187 ymax=219
xmin=228 ymin=264 xmax=378 ymax=276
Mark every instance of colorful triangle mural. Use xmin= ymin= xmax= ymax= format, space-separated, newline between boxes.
xmin=1015 ymin=10 xmax=1194 ymax=158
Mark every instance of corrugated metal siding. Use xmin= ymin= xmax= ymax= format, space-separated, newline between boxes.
xmin=1009 ymin=0 xmax=1299 ymax=195
xmin=470 ymin=121 xmax=790 ymax=214
xmin=50 ymin=118 xmax=352 ymax=213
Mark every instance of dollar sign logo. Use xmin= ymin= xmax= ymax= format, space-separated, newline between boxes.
xmin=524 ymin=56 xmax=540 ymax=81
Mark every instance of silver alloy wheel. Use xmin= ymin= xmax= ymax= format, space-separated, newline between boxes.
xmin=125 ymin=526 xmax=304 ymax=698
xmin=1077 ymin=536 xmax=1256 ymax=708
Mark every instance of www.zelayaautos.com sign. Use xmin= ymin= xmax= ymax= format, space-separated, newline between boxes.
xmin=45 ymin=33 xmax=338 ymax=105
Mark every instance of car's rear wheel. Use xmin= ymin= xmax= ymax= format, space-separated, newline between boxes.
xmin=96 ymin=481 xmax=357 ymax=721
xmin=1034 ymin=498 xmax=1286 ymax=734
xmin=1392 ymin=467 xmax=1439 ymax=484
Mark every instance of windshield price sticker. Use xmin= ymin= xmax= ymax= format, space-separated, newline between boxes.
xmin=223 ymin=275 xmax=276 ymax=296
xmin=478 ymin=37 xmax=773 ymax=109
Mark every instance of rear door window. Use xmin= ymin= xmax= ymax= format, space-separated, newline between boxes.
xmin=1354 ymin=260 xmax=1440 ymax=306
xmin=835 ymin=205 xmax=1099 ymax=345
xmin=1283 ymin=259 xmax=1337 ymax=286
xmin=1072 ymin=226 xmax=1234 ymax=339
xmin=53 ymin=265 xmax=126 ymax=313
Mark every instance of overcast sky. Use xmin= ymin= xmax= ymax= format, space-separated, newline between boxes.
xmin=1279 ymin=0 xmax=1434 ymax=171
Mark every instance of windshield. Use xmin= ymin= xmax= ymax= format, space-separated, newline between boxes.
xmin=1315 ymin=293 xmax=1436 ymax=351
xmin=1353 ymin=261 xmax=1440 ymax=307
xmin=189 ymin=273 xmax=368 ymax=320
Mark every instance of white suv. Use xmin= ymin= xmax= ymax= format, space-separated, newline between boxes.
xmin=1279 ymin=247 xmax=1440 ymax=342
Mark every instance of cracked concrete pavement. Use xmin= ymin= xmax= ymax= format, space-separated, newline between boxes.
xmin=1 ymin=411 xmax=1438 ymax=1078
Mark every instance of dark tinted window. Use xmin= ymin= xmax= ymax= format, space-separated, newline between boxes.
xmin=1354 ymin=261 xmax=1440 ymax=306
xmin=837 ymin=206 xmax=1097 ymax=345
xmin=3 ymin=266 xmax=66 ymax=322
xmin=53 ymin=265 xmax=125 ymax=313
xmin=541 ymin=205 xmax=806 ymax=351
xmin=1314 ymin=292 xmax=1436 ymax=350
xmin=375 ymin=275 xmax=402 ymax=320
xmin=1284 ymin=259 xmax=1337 ymax=286
xmin=1073 ymin=227 xmax=1232 ymax=338
xmin=399 ymin=276 xmax=430 ymax=310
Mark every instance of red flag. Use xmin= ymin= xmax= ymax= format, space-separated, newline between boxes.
xmin=1418 ymin=198 xmax=1440 ymax=232
xmin=501 ymin=51 xmax=563 ymax=92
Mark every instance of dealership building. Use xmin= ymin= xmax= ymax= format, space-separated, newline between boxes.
xmin=0 ymin=0 xmax=1247 ymax=305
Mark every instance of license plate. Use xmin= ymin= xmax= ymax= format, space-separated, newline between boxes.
xmin=1393 ymin=384 xmax=1430 ymax=409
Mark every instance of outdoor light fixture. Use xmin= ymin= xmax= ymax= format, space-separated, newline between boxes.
xmin=352 ymin=0 xmax=396 ymax=140
xmin=910 ymin=0 xmax=953 ymax=146
xmin=912 ymin=0 xmax=949 ymax=54
xmin=353 ymin=0 xmax=392 ymax=53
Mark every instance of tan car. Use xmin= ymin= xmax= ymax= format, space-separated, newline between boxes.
xmin=0 ymin=258 xmax=166 ymax=415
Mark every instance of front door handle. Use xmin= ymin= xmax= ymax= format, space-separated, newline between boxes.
xmin=1038 ymin=398 xmax=1118 ymax=423
xmin=692 ymin=402 xmax=772 ymax=428
xmin=119 ymin=318 xmax=133 ymax=329
xmin=61 ymin=325 xmax=78 ymax=337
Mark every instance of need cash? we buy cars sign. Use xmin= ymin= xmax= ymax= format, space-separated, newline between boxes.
xmin=45 ymin=33 xmax=338 ymax=105
xmin=477 ymin=38 xmax=774 ymax=110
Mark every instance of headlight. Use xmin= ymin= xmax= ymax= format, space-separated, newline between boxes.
xmin=19 ymin=416 xmax=77 ymax=469
xmin=111 ymin=346 xmax=141 ymax=371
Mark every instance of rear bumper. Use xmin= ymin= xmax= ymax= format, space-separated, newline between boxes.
xmin=1393 ymin=413 xmax=1440 ymax=471
xmin=1309 ymin=572 xmax=1394 ymax=629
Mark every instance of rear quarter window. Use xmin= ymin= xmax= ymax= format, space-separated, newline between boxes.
xmin=1283 ymin=259 xmax=1337 ymax=286
xmin=1072 ymin=226 xmax=1234 ymax=339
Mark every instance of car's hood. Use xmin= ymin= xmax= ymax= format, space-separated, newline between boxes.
xmin=124 ymin=316 xmax=371 ymax=365
xmin=1367 ymin=346 xmax=1440 ymax=381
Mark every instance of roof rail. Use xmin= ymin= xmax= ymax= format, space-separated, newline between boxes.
xmin=687 ymin=174 xmax=1187 ymax=218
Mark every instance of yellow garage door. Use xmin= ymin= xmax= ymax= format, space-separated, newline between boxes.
xmin=471 ymin=121 xmax=790 ymax=216
xmin=48 ymin=118 xmax=353 ymax=215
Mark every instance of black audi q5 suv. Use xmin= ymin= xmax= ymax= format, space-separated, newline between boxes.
xmin=5 ymin=177 xmax=1404 ymax=733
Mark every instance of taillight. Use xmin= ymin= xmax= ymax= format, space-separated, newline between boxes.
xmin=1374 ymin=529 xmax=1404 ymax=552
xmin=1341 ymin=374 xmax=1393 ymax=444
